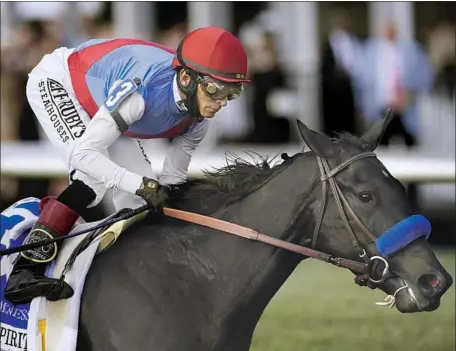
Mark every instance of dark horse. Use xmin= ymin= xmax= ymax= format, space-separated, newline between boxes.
xmin=77 ymin=115 xmax=452 ymax=351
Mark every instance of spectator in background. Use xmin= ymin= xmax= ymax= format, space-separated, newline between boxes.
xmin=357 ymin=21 xmax=434 ymax=211
xmin=233 ymin=30 xmax=291 ymax=144
xmin=320 ymin=8 xmax=362 ymax=138
xmin=357 ymin=21 xmax=434 ymax=147
xmin=427 ymin=21 xmax=455 ymax=98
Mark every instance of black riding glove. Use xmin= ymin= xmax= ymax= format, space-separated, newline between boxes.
xmin=135 ymin=177 xmax=169 ymax=212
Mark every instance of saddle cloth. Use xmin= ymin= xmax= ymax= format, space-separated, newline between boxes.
xmin=0 ymin=197 xmax=147 ymax=351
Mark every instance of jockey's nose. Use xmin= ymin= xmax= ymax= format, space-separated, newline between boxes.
xmin=218 ymin=97 xmax=228 ymax=107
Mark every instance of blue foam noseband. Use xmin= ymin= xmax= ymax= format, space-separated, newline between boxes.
xmin=376 ymin=214 xmax=431 ymax=258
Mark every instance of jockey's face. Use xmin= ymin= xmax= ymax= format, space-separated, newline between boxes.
xmin=195 ymin=82 xmax=228 ymax=119
xmin=178 ymin=69 xmax=243 ymax=119
xmin=196 ymin=76 xmax=244 ymax=119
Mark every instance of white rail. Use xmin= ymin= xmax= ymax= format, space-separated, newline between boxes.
xmin=1 ymin=142 xmax=454 ymax=184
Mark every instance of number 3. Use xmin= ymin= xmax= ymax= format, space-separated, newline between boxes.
xmin=105 ymin=81 xmax=135 ymax=108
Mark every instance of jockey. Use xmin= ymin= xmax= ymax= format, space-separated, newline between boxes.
xmin=5 ymin=26 xmax=250 ymax=305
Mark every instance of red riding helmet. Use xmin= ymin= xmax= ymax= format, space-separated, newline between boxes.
xmin=172 ymin=26 xmax=250 ymax=84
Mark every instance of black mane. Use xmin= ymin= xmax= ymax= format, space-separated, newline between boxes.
xmin=167 ymin=133 xmax=364 ymax=214
xmin=168 ymin=152 xmax=301 ymax=214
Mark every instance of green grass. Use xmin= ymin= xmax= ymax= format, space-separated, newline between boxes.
xmin=251 ymin=249 xmax=455 ymax=351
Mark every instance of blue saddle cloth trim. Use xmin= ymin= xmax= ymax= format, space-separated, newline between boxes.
xmin=1 ymin=198 xmax=41 ymax=334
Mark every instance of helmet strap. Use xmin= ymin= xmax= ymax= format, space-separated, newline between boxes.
xmin=176 ymin=68 xmax=202 ymax=119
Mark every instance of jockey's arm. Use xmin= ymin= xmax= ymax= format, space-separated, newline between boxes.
xmin=69 ymin=85 xmax=145 ymax=195
xmin=159 ymin=119 xmax=209 ymax=186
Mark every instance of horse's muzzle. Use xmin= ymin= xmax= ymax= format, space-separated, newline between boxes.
xmin=391 ymin=270 xmax=453 ymax=313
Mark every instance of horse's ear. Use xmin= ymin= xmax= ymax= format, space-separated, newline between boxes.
xmin=360 ymin=109 xmax=395 ymax=151
xmin=297 ymin=120 xmax=335 ymax=159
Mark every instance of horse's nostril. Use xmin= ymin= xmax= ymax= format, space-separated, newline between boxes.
xmin=417 ymin=273 xmax=445 ymax=298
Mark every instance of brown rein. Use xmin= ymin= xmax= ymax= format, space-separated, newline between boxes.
xmin=163 ymin=207 xmax=369 ymax=274
xmin=161 ymin=150 xmax=384 ymax=277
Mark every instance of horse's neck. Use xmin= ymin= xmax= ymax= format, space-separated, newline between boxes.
xmin=201 ymin=164 xmax=319 ymax=348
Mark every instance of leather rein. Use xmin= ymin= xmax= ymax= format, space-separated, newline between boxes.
xmin=164 ymin=151 xmax=388 ymax=283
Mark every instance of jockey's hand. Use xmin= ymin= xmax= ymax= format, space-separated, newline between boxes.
xmin=135 ymin=177 xmax=169 ymax=212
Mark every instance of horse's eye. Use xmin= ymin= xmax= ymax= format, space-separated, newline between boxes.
xmin=358 ymin=191 xmax=373 ymax=204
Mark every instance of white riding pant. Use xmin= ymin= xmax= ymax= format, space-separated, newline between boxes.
xmin=26 ymin=47 xmax=157 ymax=212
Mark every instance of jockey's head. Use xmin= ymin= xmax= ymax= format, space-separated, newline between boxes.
xmin=172 ymin=26 xmax=250 ymax=119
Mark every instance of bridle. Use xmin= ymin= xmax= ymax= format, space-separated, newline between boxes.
xmin=312 ymin=152 xmax=392 ymax=287
xmin=164 ymin=151 xmax=393 ymax=288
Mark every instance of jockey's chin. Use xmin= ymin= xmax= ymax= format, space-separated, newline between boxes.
xmin=200 ymin=106 xmax=220 ymax=119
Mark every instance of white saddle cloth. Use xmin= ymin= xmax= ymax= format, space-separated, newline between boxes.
xmin=0 ymin=197 xmax=147 ymax=351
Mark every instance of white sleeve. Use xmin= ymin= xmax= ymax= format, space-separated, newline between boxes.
xmin=159 ymin=119 xmax=209 ymax=185
xmin=69 ymin=90 xmax=146 ymax=194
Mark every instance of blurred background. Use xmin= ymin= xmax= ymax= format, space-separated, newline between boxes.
xmin=0 ymin=2 xmax=454 ymax=349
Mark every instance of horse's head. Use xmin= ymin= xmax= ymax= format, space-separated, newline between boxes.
xmin=295 ymin=112 xmax=453 ymax=313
